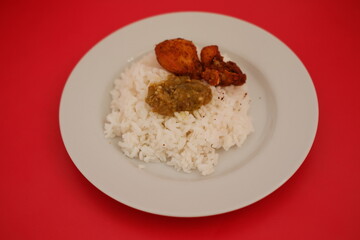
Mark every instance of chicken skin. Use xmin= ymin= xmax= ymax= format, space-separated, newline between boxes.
xmin=155 ymin=38 xmax=246 ymax=86
xmin=200 ymin=45 xmax=246 ymax=86
xmin=155 ymin=38 xmax=203 ymax=79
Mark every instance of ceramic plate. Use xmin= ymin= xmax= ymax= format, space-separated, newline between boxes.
xmin=59 ymin=12 xmax=318 ymax=217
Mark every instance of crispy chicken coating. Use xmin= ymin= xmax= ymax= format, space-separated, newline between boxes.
xmin=155 ymin=39 xmax=246 ymax=86
xmin=200 ymin=45 xmax=246 ymax=86
xmin=155 ymin=38 xmax=202 ymax=79
xmin=200 ymin=45 xmax=220 ymax=66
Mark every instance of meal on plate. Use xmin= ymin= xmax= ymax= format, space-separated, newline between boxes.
xmin=104 ymin=38 xmax=253 ymax=175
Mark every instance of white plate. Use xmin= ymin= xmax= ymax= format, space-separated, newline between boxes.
xmin=59 ymin=12 xmax=318 ymax=217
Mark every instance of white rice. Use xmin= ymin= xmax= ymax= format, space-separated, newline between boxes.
xmin=104 ymin=53 xmax=254 ymax=175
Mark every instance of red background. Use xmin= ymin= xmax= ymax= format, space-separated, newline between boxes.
xmin=1 ymin=0 xmax=359 ymax=239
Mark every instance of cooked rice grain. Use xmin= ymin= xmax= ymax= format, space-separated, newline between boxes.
xmin=104 ymin=53 xmax=253 ymax=175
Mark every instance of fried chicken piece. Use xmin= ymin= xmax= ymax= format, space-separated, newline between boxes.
xmin=200 ymin=45 xmax=246 ymax=86
xmin=200 ymin=45 xmax=220 ymax=66
xmin=201 ymin=68 xmax=221 ymax=86
xmin=155 ymin=38 xmax=202 ymax=79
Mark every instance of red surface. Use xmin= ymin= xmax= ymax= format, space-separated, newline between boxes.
xmin=1 ymin=0 xmax=359 ymax=239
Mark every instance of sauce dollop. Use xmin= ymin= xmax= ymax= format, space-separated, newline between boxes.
xmin=146 ymin=75 xmax=212 ymax=116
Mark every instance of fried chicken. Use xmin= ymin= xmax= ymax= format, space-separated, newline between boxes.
xmin=155 ymin=38 xmax=202 ymax=79
xmin=155 ymin=38 xmax=246 ymax=86
xmin=200 ymin=45 xmax=246 ymax=86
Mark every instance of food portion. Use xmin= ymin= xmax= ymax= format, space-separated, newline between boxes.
xmin=155 ymin=38 xmax=246 ymax=86
xmin=201 ymin=45 xmax=246 ymax=86
xmin=104 ymin=38 xmax=253 ymax=175
xmin=155 ymin=38 xmax=203 ymax=79
xmin=146 ymin=75 xmax=212 ymax=116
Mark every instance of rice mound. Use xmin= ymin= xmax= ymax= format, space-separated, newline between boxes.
xmin=104 ymin=53 xmax=254 ymax=175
